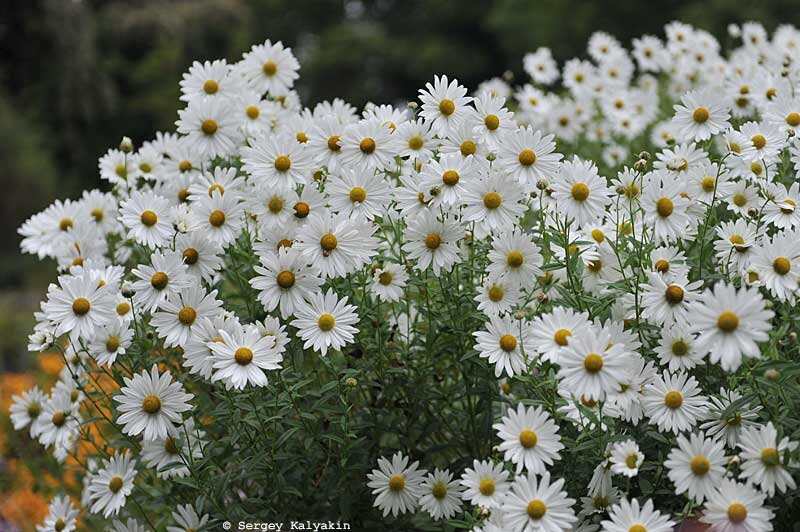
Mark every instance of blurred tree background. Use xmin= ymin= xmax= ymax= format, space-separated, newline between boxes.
xmin=1 ymin=0 xmax=799 ymax=371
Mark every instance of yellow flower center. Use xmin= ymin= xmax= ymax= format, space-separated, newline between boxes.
xmin=519 ymin=429 xmax=538 ymax=449
xmin=318 ymin=313 xmax=336 ymax=331
xmin=672 ymin=340 xmax=689 ymax=356
xmin=54 ymin=518 xmax=66 ymax=531
xmin=262 ymin=61 xmax=277 ymax=76
xmin=518 ymin=149 xmax=537 ymax=166
xmin=690 ymin=455 xmax=710 ymax=475
xmin=628 ymin=525 xmax=647 ymax=532
xmin=72 ymin=297 xmax=91 ymax=316
xmin=294 ymin=201 xmax=310 ymax=218
xmin=625 ymin=454 xmax=639 ymax=469
xmin=425 ymin=233 xmax=441 ymax=250
xmin=701 ymin=176 xmax=716 ymax=192
xmin=760 ymin=447 xmax=780 ymax=466
xmin=296 ymin=132 xmax=308 ymax=144
xmin=656 ymin=198 xmax=674 ymax=217
xmin=483 ymin=192 xmax=502 ymax=209
xmin=484 ymin=114 xmax=500 ymax=130
xmin=141 ymin=210 xmax=158 ymax=227
xmin=246 ymin=106 xmax=260 ymax=119
xmin=178 ymin=306 xmax=196 ymax=325
xmin=203 ymin=79 xmax=218 ymax=94
xmin=583 ymin=353 xmax=604 ymax=373
xmin=664 ymin=391 xmax=683 ymax=409
xmin=692 ymin=107 xmax=710 ymax=123
xmin=277 ymin=270 xmax=296 ymax=288
xmin=235 ymin=347 xmax=253 ymax=365
xmin=359 ymin=137 xmax=376 ymax=154
xmin=388 ymin=475 xmax=405 ymax=492
xmin=183 ymin=248 xmax=199 ymax=265
xmin=732 ymin=193 xmax=748 ymax=207
xmin=320 ymin=233 xmax=338 ymax=252
xmin=786 ymin=112 xmax=800 ymax=127
xmin=106 ymin=335 xmax=120 ymax=353
xmin=349 ymin=186 xmax=367 ymax=203
xmin=478 ymin=478 xmax=495 ymax=496
xmin=151 ymin=271 xmax=169 ymax=290
xmin=91 ymin=208 xmax=105 ymax=222
xmin=179 ymin=160 xmax=192 ymax=173
xmin=727 ymin=503 xmax=748 ymax=523
xmin=51 ymin=411 xmax=66 ymax=427
xmin=506 ymin=250 xmax=524 ymax=268
xmin=488 ymin=285 xmax=504 ymax=302
xmin=527 ymin=499 xmax=547 ymax=519
xmin=554 ymin=328 xmax=571 ymax=346
xmin=717 ymin=311 xmax=739 ymax=333
xmin=499 ymin=334 xmax=517 ymax=352
xmin=142 ymin=395 xmax=162 ymax=414
xmin=591 ymin=228 xmax=605 ymax=242
xmin=327 ymin=135 xmax=341 ymax=152
xmin=201 ymin=119 xmax=218 ymax=135
xmin=438 ymin=99 xmax=456 ymax=116
xmin=571 ymin=182 xmax=590 ymax=201
xmin=664 ymin=285 xmax=684 ymax=305
xmin=108 ymin=476 xmax=124 ymax=494
xmin=274 ymin=155 xmax=292 ymax=172
xmin=116 ymin=302 xmax=131 ymax=316
xmin=431 ymin=482 xmax=448 ymax=499
xmin=773 ymin=257 xmax=791 ymax=275
xmin=751 ymin=134 xmax=766 ymax=150
xmin=654 ymin=259 xmax=670 ymax=273
xmin=460 ymin=140 xmax=477 ymax=156
xmin=442 ymin=170 xmax=460 ymax=186
xmin=378 ymin=271 xmax=393 ymax=286
xmin=209 ymin=210 xmax=226 ymax=227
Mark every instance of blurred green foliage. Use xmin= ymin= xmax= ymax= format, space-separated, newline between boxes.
xmin=1 ymin=0 xmax=799 ymax=369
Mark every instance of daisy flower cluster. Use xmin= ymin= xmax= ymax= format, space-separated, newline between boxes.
xmin=11 ymin=21 xmax=800 ymax=531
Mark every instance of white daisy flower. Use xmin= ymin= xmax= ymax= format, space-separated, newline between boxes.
xmin=327 ymin=168 xmax=392 ymax=220
xmin=250 ymin=246 xmax=323 ymax=318
xmin=142 ymin=418 xmax=204 ymax=480
xmin=370 ymin=262 xmax=409 ymax=303
xmin=462 ymin=168 xmax=527 ymax=231
xmin=501 ymin=472 xmax=577 ymax=532
xmin=551 ymin=157 xmax=612 ymax=228
xmin=151 ymin=285 xmax=223 ymax=347
xmin=642 ymin=173 xmax=692 ymax=244
xmin=460 ymin=459 xmax=510 ymax=509
xmin=642 ymin=371 xmax=708 ymax=434
xmin=493 ymin=403 xmax=563 ymax=474
xmin=339 ymin=118 xmax=398 ymax=173
xmin=209 ymin=321 xmax=282 ymax=389
xmin=86 ymin=451 xmax=137 ymax=518
xmin=37 ymin=495 xmax=79 ymax=532
xmin=402 ymin=210 xmax=463 ymax=276
xmin=113 ymin=365 xmax=193 ymax=441
xmin=487 ymin=229 xmax=543 ymax=288
xmin=601 ymin=498 xmax=675 ymax=532
xmin=291 ymin=289 xmax=359 ymax=356
xmin=558 ymin=326 xmax=630 ymax=401
xmin=294 ymin=210 xmax=378 ymax=278
xmin=473 ymin=315 xmax=532 ymax=378
xmin=750 ymin=231 xmax=800 ymax=302
xmin=179 ymin=59 xmax=239 ymax=103
xmin=88 ymin=320 xmax=133 ymax=367
xmin=700 ymin=479 xmax=774 ymax=531
xmin=497 ymin=126 xmax=562 ymax=188
xmin=640 ymin=271 xmax=702 ymax=326
xmin=176 ymin=97 xmax=242 ymax=159
xmin=528 ymin=307 xmax=591 ymax=364
xmin=738 ymin=422 xmax=798 ymax=496
xmin=664 ymin=431 xmax=726 ymax=503
xmin=474 ymin=275 xmax=521 ymax=316
xmin=9 ymin=386 xmax=47 ymax=436
xmin=672 ymin=88 xmax=730 ymax=141
xmin=418 ymin=75 xmax=473 ymax=136
xmin=687 ymin=282 xmax=773 ymax=371
xmin=167 ymin=504 xmax=210 ymax=532
xmin=418 ymin=468 xmax=463 ymax=521
xmin=42 ymin=270 xmax=115 ymax=341
xmin=366 ymin=451 xmax=427 ymax=517
xmin=700 ymin=388 xmax=762 ymax=449
xmin=119 ymin=190 xmax=174 ymax=248
xmin=419 ymin=152 xmax=476 ymax=209
xmin=131 ymin=251 xmax=192 ymax=313
xmin=654 ymin=323 xmax=704 ymax=371
xmin=241 ymin=133 xmax=313 ymax=189
xmin=239 ymin=39 xmax=300 ymax=96
xmin=175 ymin=230 xmax=224 ymax=282
xmin=609 ymin=439 xmax=644 ymax=478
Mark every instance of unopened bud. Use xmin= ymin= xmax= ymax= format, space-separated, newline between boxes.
xmin=119 ymin=136 xmax=134 ymax=153
xmin=407 ymin=101 xmax=418 ymax=110
xmin=344 ymin=377 xmax=358 ymax=387
xmin=765 ymin=368 xmax=780 ymax=381
xmin=633 ymin=159 xmax=648 ymax=172
xmin=503 ymin=70 xmax=514 ymax=82
xmin=637 ymin=151 xmax=651 ymax=161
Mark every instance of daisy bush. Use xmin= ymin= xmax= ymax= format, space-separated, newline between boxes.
xmin=11 ymin=20 xmax=800 ymax=531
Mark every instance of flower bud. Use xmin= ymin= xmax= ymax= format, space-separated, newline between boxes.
xmin=765 ymin=368 xmax=780 ymax=381
xmin=119 ymin=136 xmax=134 ymax=153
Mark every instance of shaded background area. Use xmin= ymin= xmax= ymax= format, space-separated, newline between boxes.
xmin=1 ymin=0 xmax=799 ymax=373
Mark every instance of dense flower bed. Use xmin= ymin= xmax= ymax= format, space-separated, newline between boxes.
xmin=10 ymin=20 xmax=800 ymax=532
